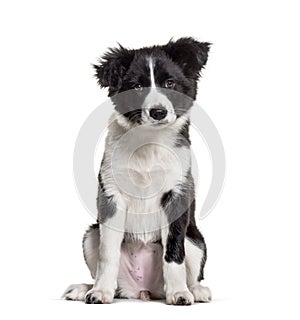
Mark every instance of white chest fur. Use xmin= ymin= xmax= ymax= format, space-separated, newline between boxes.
xmin=101 ymin=114 xmax=191 ymax=242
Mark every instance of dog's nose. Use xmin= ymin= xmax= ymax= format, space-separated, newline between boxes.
xmin=149 ymin=106 xmax=167 ymax=121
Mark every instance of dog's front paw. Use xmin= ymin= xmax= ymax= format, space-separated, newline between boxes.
xmin=189 ymin=284 xmax=212 ymax=302
xmin=85 ymin=289 xmax=114 ymax=304
xmin=166 ymin=291 xmax=194 ymax=305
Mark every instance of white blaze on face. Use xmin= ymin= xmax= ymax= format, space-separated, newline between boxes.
xmin=149 ymin=58 xmax=156 ymax=88
xmin=142 ymin=57 xmax=176 ymax=124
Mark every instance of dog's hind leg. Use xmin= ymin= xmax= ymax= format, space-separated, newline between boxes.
xmin=62 ymin=224 xmax=99 ymax=301
xmin=185 ymin=225 xmax=212 ymax=302
xmin=82 ymin=224 xmax=100 ymax=279
xmin=62 ymin=284 xmax=93 ymax=301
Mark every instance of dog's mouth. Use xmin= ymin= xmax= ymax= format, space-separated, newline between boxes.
xmin=142 ymin=119 xmax=175 ymax=128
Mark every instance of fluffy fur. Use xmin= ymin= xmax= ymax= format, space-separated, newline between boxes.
xmin=62 ymin=37 xmax=212 ymax=305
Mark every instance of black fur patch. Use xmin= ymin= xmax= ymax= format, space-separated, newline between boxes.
xmin=161 ymin=181 xmax=193 ymax=264
xmin=175 ymin=120 xmax=191 ymax=148
xmin=96 ymin=172 xmax=117 ymax=223
xmin=93 ymin=45 xmax=135 ymax=96
xmin=164 ymin=210 xmax=189 ymax=264
xmin=161 ymin=190 xmax=174 ymax=207
xmin=98 ymin=171 xmax=105 ymax=192
xmin=163 ymin=38 xmax=211 ymax=80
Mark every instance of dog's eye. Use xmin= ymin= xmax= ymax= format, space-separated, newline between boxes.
xmin=164 ymin=79 xmax=175 ymax=89
xmin=133 ymin=83 xmax=143 ymax=91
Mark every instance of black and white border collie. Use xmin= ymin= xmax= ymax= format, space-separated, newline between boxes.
xmin=63 ymin=37 xmax=212 ymax=305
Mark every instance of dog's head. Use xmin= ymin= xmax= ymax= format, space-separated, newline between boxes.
xmin=94 ymin=37 xmax=210 ymax=126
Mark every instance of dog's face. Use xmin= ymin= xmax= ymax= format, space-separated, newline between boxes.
xmin=94 ymin=38 xmax=210 ymax=126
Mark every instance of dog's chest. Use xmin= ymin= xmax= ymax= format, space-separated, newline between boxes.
xmin=108 ymin=127 xmax=188 ymax=241
xmin=111 ymin=127 xmax=185 ymax=196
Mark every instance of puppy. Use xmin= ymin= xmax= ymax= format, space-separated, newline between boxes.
xmin=63 ymin=37 xmax=212 ymax=305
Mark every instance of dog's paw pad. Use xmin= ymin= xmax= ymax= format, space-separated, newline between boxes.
xmin=190 ymin=284 xmax=212 ymax=302
xmin=85 ymin=289 xmax=113 ymax=304
xmin=167 ymin=291 xmax=194 ymax=305
xmin=176 ymin=296 xmax=187 ymax=305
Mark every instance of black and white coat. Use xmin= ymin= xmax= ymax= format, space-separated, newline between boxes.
xmin=63 ymin=38 xmax=212 ymax=305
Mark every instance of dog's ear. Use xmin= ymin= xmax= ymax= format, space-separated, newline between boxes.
xmin=163 ymin=37 xmax=211 ymax=79
xmin=93 ymin=44 xmax=134 ymax=94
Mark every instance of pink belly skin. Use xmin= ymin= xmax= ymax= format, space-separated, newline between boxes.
xmin=117 ymin=242 xmax=164 ymax=299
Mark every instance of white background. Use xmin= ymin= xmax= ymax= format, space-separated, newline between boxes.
xmin=1 ymin=0 xmax=300 ymax=319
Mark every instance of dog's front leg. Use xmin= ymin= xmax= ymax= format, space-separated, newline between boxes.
xmin=85 ymin=198 xmax=125 ymax=304
xmin=161 ymin=194 xmax=194 ymax=305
